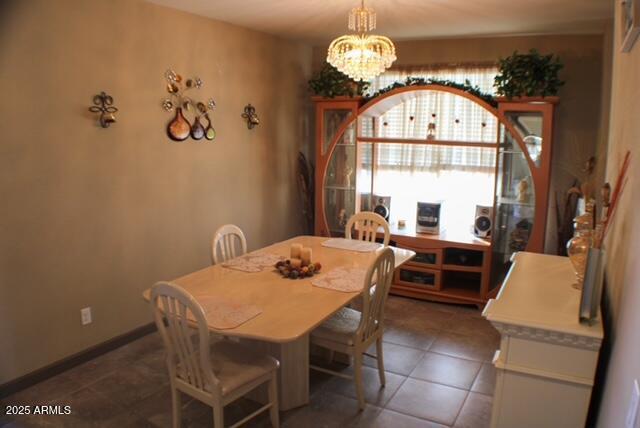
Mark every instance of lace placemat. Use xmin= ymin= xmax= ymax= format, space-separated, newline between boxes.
xmin=222 ymin=253 xmax=284 ymax=273
xmin=311 ymin=267 xmax=367 ymax=292
xmin=321 ymin=238 xmax=381 ymax=253
xmin=190 ymin=295 xmax=262 ymax=330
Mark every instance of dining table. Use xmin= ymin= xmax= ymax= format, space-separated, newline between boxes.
xmin=143 ymin=235 xmax=415 ymax=410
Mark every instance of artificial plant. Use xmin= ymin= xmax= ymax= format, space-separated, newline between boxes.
xmin=494 ymin=49 xmax=565 ymax=98
xmin=308 ymin=63 xmax=369 ymax=98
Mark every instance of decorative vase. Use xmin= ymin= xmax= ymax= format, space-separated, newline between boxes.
xmin=204 ymin=114 xmax=216 ymax=141
xmin=167 ymin=107 xmax=191 ymax=141
xmin=191 ymin=116 xmax=205 ymax=140
xmin=566 ymin=228 xmax=592 ymax=290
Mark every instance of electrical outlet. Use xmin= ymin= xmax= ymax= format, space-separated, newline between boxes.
xmin=626 ymin=379 xmax=640 ymax=428
xmin=80 ymin=307 xmax=92 ymax=325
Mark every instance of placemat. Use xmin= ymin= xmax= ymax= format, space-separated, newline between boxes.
xmin=311 ymin=267 xmax=367 ymax=292
xmin=222 ymin=253 xmax=284 ymax=272
xmin=190 ymin=295 xmax=262 ymax=330
xmin=321 ymin=238 xmax=381 ymax=253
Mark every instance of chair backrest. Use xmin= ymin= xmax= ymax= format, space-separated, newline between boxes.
xmin=357 ymin=247 xmax=395 ymax=343
xmin=150 ymin=282 xmax=219 ymax=396
xmin=211 ymin=224 xmax=247 ymax=264
xmin=345 ymin=212 xmax=390 ymax=246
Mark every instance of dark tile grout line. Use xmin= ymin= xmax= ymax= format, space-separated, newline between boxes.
xmin=451 ymin=389 xmax=472 ymax=428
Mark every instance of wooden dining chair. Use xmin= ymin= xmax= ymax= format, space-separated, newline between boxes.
xmin=211 ymin=224 xmax=247 ymax=264
xmin=150 ymin=281 xmax=280 ymax=428
xmin=345 ymin=212 xmax=390 ymax=246
xmin=309 ymin=247 xmax=395 ymax=410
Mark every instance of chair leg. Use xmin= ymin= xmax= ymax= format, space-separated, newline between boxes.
xmin=170 ymin=386 xmax=182 ymax=428
xmin=353 ymin=354 xmax=366 ymax=411
xmin=212 ymin=402 xmax=224 ymax=428
xmin=376 ymin=337 xmax=386 ymax=387
xmin=268 ymin=372 xmax=280 ymax=428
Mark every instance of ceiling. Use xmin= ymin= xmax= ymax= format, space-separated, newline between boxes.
xmin=146 ymin=0 xmax=612 ymax=44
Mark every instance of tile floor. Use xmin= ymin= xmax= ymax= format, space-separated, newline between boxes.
xmin=1 ymin=296 xmax=499 ymax=428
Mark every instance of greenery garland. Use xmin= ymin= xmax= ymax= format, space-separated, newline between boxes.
xmin=363 ymin=77 xmax=498 ymax=106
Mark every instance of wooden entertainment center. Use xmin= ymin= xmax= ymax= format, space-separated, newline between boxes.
xmin=313 ymin=86 xmax=556 ymax=305
xmin=388 ymin=223 xmax=491 ymax=306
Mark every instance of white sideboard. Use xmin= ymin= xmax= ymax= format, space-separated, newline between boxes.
xmin=483 ymin=252 xmax=603 ymax=428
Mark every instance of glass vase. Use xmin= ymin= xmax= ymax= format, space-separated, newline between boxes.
xmin=566 ymin=229 xmax=591 ymax=290
xmin=167 ymin=107 xmax=191 ymax=141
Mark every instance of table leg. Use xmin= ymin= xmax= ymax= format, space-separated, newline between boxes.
xmin=242 ymin=335 xmax=310 ymax=411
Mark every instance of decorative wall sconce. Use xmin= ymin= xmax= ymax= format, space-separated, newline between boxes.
xmin=242 ymin=104 xmax=260 ymax=129
xmin=89 ymin=92 xmax=118 ymax=128
xmin=162 ymin=69 xmax=216 ymax=142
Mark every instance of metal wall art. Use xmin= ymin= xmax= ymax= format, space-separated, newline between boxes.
xmin=162 ymin=69 xmax=216 ymax=142
xmin=89 ymin=92 xmax=118 ymax=128
xmin=242 ymin=104 xmax=260 ymax=129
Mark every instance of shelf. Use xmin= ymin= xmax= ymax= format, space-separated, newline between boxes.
xmin=357 ymin=137 xmax=496 ymax=148
xmin=391 ymin=284 xmax=485 ymax=304
xmin=325 ymin=185 xmax=355 ymax=191
xmin=389 ymin=222 xmax=491 ymax=249
xmin=498 ymin=197 xmax=535 ymax=207
xmin=440 ymin=284 xmax=483 ymax=299
xmin=442 ymin=264 xmax=484 ymax=273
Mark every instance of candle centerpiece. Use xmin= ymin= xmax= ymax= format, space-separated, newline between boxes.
xmin=276 ymin=245 xmax=322 ymax=279
xmin=301 ymin=247 xmax=313 ymax=266
xmin=290 ymin=243 xmax=303 ymax=259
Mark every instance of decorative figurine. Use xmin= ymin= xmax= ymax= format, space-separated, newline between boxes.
xmin=517 ymin=178 xmax=529 ymax=203
xmin=344 ymin=166 xmax=354 ymax=188
xmin=426 ymin=113 xmax=437 ymax=140
xmin=338 ymin=208 xmax=347 ymax=228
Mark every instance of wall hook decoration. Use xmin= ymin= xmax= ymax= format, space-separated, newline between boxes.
xmin=242 ymin=104 xmax=260 ymax=129
xmin=89 ymin=91 xmax=118 ymax=128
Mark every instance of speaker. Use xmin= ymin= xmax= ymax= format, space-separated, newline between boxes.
xmin=474 ymin=205 xmax=494 ymax=238
xmin=372 ymin=195 xmax=391 ymax=222
xmin=416 ymin=202 xmax=442 ymax=234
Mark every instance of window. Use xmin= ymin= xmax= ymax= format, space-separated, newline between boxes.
xmin=359 ymin=65 xmax=499 ymax=231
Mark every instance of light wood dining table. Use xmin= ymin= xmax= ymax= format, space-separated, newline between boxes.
xmin=143 ymin=235 xmax=415 ymax=410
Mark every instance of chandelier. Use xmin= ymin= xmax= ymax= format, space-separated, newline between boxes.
xmin=327 ymin=0 xmax=396 ymax=82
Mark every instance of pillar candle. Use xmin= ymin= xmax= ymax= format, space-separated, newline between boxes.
xmin=301 ymin=247 xmax=312 ymax=266
xmin=290 ymin=243 xmax=302 ymax=259
xmin=290 ymin=258 xmax=302 ymax=269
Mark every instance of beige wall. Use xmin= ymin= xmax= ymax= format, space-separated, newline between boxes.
xmin=314 ymin=35 xmax=605 ymax=254
xmin=0 ymin=0 xmax=311 ymax=383
xmin=596 ymin=1 xmax=640 ymax=426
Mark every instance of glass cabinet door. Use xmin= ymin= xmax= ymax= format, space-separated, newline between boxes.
xmin=491 ymin=124 xmax=536 ymax=289
xmin=322 ymin=110 xmax=353 ymax=155
xmin=324 ymin=120 xmax=357 ymax=236
xmin=504 ymin=111 xmax=544 ymax=168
